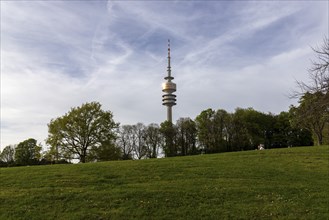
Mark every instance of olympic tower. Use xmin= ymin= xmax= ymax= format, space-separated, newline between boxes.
xmin=162 ymin=40 xmax=177 ymax=123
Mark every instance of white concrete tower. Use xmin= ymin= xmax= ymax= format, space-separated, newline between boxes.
xmin=162 ymin=39 xmax=177 ymax=123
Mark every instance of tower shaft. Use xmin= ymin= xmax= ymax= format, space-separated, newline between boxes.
xmin=167 ymin=106 xmax=172 ymax=124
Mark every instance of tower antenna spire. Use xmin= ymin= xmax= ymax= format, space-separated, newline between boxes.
xmin=167 ymin=39 xmax=171 ymax=79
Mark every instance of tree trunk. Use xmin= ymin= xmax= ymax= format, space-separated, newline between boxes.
xmin=316 ymin=132 xmax=323 ymax=146
xmin=80 ymin=156 xmax=86 ymax=163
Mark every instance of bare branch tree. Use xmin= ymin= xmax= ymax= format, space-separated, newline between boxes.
xmin=292 ymin=37 xmax=329 ymax=98
xmin=116 ymin=125 xmax=135 ymax=160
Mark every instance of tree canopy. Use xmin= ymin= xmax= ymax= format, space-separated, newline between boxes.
xmin=15 ymin=138 xmax=41 ymax=166
xmin=46 ymin=102 xmax=119 ymax=163
xmin=0 ymin=145 xmax=15 ymax=165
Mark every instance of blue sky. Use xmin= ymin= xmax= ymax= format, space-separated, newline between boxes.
xmin=1 ymin=1 xmax=328 ymax=149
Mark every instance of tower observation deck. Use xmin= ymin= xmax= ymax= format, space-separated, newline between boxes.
xmin=162 ymin=40 xmax=176 ymax=123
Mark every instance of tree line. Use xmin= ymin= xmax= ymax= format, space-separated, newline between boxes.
xmin=1 ymin=38 xmax=328 ymax=166
xmin=1 ymin=101 xmax=326 ymax=166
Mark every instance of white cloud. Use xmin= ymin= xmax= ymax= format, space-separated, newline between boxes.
xmin=1 ymin=1 xmax=327 ymax=149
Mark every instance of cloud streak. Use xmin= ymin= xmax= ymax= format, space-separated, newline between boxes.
xmin=1 ymin=1 xmax=328 ymax=148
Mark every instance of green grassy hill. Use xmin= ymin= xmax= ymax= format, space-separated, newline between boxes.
xmin=1 ymin=146 xmax=328 ymax=220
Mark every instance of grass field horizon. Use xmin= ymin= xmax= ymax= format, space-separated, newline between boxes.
xmin=1 ymin=146 xmax=328 ymax=219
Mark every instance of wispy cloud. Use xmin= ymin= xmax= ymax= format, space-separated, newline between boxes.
xmin=1 ymin=1 xmax=328 ymax=148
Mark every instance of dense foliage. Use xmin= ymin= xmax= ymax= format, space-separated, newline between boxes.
xmin=46 ymin=102 xmax=119 ymax=163
xmin=0 ymin=106 xmax=320 ymax=167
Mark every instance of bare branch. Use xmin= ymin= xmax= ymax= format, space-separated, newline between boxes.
xmin=292 ymin=37 xmax=329 ymax=98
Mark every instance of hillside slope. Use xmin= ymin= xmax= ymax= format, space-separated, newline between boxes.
xmin=1 ymin=146 xmax=328 ymax=219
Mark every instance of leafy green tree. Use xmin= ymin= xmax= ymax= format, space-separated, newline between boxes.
xmin=213 ymin=109 xmax=230 ymax=152
xmin=229 ymin=108 xmax=277 ymax=150
xmin=47 ymin=102 xmax=118 ymax=163
xmin=228 ymin=109 xmax=251 ymax=151
xmin=195 ymin=109 xmax=216 ymax=153
xmin=160 ymin=121 xmax=177 ymax=157
xmin=176 ymin=118 xmax=198 ymax=155
xmin=244 ymin=108 xmax=275 ymax=148
xmin=15 ymin=138 xmax=41 ymax=165
xmin=0 ymin=145 xmax=15 ymax=165
xmin=272 ymin=111 xmax=313 ymax=147
xmin=272 ymin=112 xmax=291 ymax=147
xmin=87 ymin=140 xmax=121 ymax=162
xmin=196 ymin=108 xmax=231 ymax=153
xmin=290 ymin=92 xmax=328 ymax=145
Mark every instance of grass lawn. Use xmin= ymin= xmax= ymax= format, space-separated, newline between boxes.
xmin=1 ymin=146 xmax=328 ymax=219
